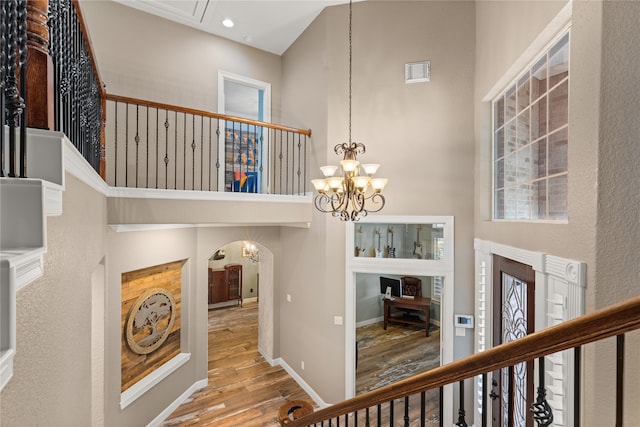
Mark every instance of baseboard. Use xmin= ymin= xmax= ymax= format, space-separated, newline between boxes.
xmin=258 ymin=347 xmax=276 ymax=366
xmin=356 ymin=316 xmax=383 ymax=328
xmin=243 ymin=297 xmax=258 ymax=304
xmin=269 ymin=357 xmax=330 ymax=409
xmin=147 ymin=378 xmax=208 ymax=427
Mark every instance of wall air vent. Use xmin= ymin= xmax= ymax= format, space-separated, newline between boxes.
xmin=405 ymin=61 xmax=430 ymax=84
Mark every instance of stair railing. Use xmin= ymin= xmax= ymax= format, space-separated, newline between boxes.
xmin=105 ymin=94 xmax=311 ymax=195
xmin=279 ymin=295 xmax=640 ymax=426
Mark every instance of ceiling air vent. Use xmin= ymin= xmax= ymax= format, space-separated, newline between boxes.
xmin=405 ymin=61 xmax=430 ymax=84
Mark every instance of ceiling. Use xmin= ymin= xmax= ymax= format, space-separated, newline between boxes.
xmin=114 ymin=0 xmax=348 ymax=55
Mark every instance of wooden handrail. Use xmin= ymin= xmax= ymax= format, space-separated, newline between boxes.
xmin=105 ymin=93 xmax=313 ymax=137
xmin=281 ymin=295 xmax=640 ymax=426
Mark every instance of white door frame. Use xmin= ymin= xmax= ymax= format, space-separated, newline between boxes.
xmin=217 ymin=71 xmax=272 ymax=193
xmin=345 ymin=215 xmax=455 ymax=419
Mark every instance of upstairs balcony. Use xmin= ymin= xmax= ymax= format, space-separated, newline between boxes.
xmin=1 ymin=0 xmax=313 ymax=229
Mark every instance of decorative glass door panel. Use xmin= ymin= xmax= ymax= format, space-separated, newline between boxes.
xmin=492 ymin=255 xmax=535 ymax=427
xmin=501 ymin=273 xmax=528 ymax=427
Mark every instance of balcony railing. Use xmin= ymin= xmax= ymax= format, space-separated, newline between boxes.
xmin=2 ymin=0 xmax=311 ymax=197
xmin=105 ymin=94 xmax=311 ymax=195
xmin=279 ymin=295 xmax=640 ymax=426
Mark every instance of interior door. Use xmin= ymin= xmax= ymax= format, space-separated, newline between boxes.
xmin=491 ymin=255 xmax=535 ymax=427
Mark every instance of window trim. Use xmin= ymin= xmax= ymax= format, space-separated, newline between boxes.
xmin=490 ymin=22 xmax=572 ymax=222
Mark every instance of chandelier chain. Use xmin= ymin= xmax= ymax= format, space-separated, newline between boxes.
xmin=348 ymin=0 xmax=352 ymax=144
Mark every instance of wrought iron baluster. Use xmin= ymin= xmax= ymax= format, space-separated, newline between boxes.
xmin=482 ymin=373 xmax=488 ymax=427
xmin=365 ymin=406 xmax=370 ymax=427
xmin=259 ymin=130 xmax=264 ymax=193
xmin=155 ymin=108 xmax=158 ymax=188
xmin=144 ymin=107 xmax=148 ymax=187
xmin=200 ymin=115 xmax=203 ymax=190
xmin=215 ymin=119 xmax=220 ymax=191
xmin=191 ymin=114 xmax=195 ymax=190
xmin=456 ymin=379 xmax=468 ymax=427
xmin=439 ymin=386 xmax=444 ymax=427
xmin=377 ymin=403 xmax=381 ymax=426
xmin=304 ymin=134 xmax=307 ymax=194
xmin=278 ymin=129 xmax=283 ymax=194
xmin=297 ymin=133 xmax=302 ymax=195
xmin=124 ymin=103 xmax=128 ymax=186
xmin=0 ymin=0 xmax=6 ymax=177
xmin=616 ymin=334 xmax=624 ymax=427
xmin=403 ymin=396 xmax=410 ymax=427
xmin=507 ymin=365 xmax=515 ymax=427
xmin=286 ymin=130 xmax=290 ymax=194
xmin=182 ymin=112 xmax=186 ymax=189
xmin=420 ymin=391 xmax=426 ymax=427
xmin=17 ymin=0 xmax=27 ymax=177
xmin=5 ymin=0 xmax=23 ymax=177
xmin=530 ymin=357 xmax=553 ymax=426
xmin=574 ymin=345 xmax=581 ymax=427
xmin=134 ymin=105 xmax=139 ymax=187
xmin=164 ymin=109 xmax=169 ymax=189
xmin=173 ymin=110 xmax=177 ymax=189
xmin=389 ymin=399 xmax=394 ymax=426
xmin=113 ymin=102 xmax=117 ymax=185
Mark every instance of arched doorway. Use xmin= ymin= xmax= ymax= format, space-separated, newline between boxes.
xmin=206 ymin=240 xmax=275 ymax=359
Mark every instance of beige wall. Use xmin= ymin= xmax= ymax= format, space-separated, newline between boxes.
xmin=474 ymin=0 xmax=640 ymax=423
xmin=81 ymin=0 xmax=282 ymax=119
xmin=105 ymin=226 xmax=198 ymax=426
xmin=281 ymin=1 xmax=476 ymax=403
xmin=0 ymin=174 xmax=107 ymax=426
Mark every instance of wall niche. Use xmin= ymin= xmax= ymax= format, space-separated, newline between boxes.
xmin=120 ymin=259 xmax=185 ymax=392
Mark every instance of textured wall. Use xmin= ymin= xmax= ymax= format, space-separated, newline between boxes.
xmin=0 ymin=174 xmax=107 ymax=426
xmin=81 ymin=1 xmax=282 ymax=119
xmin=474 ymin=0 xmax=640 ymax=423
xmin=280 ymin=1 xmax=476 ymax=403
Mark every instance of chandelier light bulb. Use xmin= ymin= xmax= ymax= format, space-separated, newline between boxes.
xmin=351 ymin=176 xmax=370 ymax=191
xmin=312 ymin=179 xmax=328 ymax=193
xmin=361 ymin=163 xmax=380 ymax=175
xmin=327 ymin=177 xmax=344 ymax=191
xmin=371 ymin=178 xmax=388 ymax=193
xmin=340 ymin=159 xmax=359 ymax=173
xmin=320 ymin=165 xmax=339 ymax=177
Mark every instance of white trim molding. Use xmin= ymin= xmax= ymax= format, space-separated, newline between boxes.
xmin=473 ymin=238 xmax=586 ymax=427
xmin=146 ymin=378 xmax=208 ymax=427
xmin=345 ymin=215 xmax=455 ymax=421
xmin=267 ymin=354 xmax=330 ymax=409
xmin=120 ymin=352 xmax=191 ymax=410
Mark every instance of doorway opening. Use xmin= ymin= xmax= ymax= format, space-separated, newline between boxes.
xmin=345 ymin=215 xmax=455 ymax=422
xmin=217 ymin=71 xmax=271 ymax=193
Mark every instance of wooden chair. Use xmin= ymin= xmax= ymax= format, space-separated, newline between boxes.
xmin=401 ymin=276 xmax=422 ymax=297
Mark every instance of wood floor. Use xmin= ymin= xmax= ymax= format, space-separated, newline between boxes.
xmin=356 ymin=319 xmax=441 ymax=425
xmin=161 ymin=304 xmax=442 ymax=426
xmin=161 ymin=302 xmax=314 ymax=427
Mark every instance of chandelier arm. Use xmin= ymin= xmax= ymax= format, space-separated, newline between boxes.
xmin=364 ymin=193 xmax=386 ymax=213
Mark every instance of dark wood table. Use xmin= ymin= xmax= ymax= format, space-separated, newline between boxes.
xmin=383 ymin=296 xmax=431 ymax=337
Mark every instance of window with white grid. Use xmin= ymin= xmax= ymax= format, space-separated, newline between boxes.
xmin=493 ymin=31 xmax=570 ymax=221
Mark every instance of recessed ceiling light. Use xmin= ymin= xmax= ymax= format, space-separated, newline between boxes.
xmin=222 ymin=18 xmax=234 ymax=28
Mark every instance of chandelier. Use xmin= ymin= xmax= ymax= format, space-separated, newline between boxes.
xmin=311 ymin=0 xmax=387 ymax=221
xmin=242 ymin=241 xmax=259 ymax=263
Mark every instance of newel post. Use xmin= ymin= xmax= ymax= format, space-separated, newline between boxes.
xmin=25 ymin=0 xmax=54 ymax=130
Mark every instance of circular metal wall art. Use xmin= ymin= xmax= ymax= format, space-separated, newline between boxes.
xmin=126 ymin=287 xmax=177 ymax=355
